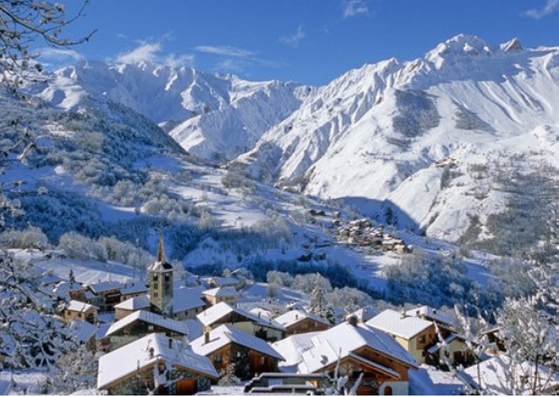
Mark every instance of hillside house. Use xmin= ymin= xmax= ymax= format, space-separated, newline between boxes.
xmin=114 ymin=296 xmax=151 ymax=320
xmin=367 ymin=309 xmax=470 ymax=366
xmin=97 ymin=333 xmax=218 ymax=395
xmin=198 ymin=302 xmax=285 ymax=342
xmin=172 ymin=287 xmax=207 ymax=320
xmin=191 ymin=325 xmax=284 ymax=380
xmin=202 ymin=287 xmax=238 ymax=306
xmin=64 ymin=300 xmax=98 ymax=324
xmin=119 ymin=283 xmax=148 ymax=302
xmin=274 ymin=309 xmax=330 ymax=336
xmin=103 ymin=310 xmax=190 ymax=351
xmin=273 ymin=322 xmax=418 ymax=395
xmin=405 ymin=306 xmax=458 ymax=331
xmin=87 ymin=281 xmax=124 ymax=312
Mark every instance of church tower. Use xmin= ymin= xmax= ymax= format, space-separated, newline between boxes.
xmin=148 ymin=231 xmax=174 ymax=317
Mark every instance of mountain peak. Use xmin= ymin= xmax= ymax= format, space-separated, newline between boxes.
xmin=425 ymin=34 xmax=492 ymax=65
xmin=500 ymin=37 xmax=523 ymax=53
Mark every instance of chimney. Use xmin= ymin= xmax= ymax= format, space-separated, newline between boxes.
xmin=348 ymin=315 xmax=358 ymax=327
xmin=400 ymin=310 xmax=407 ymax=319
xmin=149 ymin=347 xmax=154 ymax=359
xmin=204 ymin=331 xmax=210 ymax=344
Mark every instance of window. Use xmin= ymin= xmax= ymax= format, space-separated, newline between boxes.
xmin=384 ymin=386 xmax=393 ymax=395
xmin=214 ymin=354 xmax=222 ymax=363
xmin=419 ymin=335 xmax=426 ymax=344
xmin=261 ymin=356 xmax=266 ymax=365
xmin=153 ymin=275 xmax=158 ymax=282
xmin=164 ymin=274 xmax=170 ymax=281
xmin=154 ymin=283 xmax=159 ymax=290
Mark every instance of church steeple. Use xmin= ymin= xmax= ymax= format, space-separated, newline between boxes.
xmin=148 ymin=229 xmax=174 ymax=317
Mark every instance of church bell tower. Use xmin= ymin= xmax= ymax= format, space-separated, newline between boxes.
xmin=148 ymin=231 xmax=174 ymax=317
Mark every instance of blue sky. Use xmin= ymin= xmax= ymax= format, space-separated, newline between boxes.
xmin=36 ymin=0 xmax=559 ymax=85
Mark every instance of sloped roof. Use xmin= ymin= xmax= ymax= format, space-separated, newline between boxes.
xmin=69 ymin=320 xmax=97 ymax=344
xmin=114 ymin=295 xmax=151 ymax=311
xmin=97 ymin=333 xmax=218 ymax=389
xmin=173 ymin=287 xmax=206 ymax=313
xmin=191 ymin=325 xmax=284 ymax=361
xmin=274 ymin=322 xmax=417 ymax=375
xmin=105 ymin=310 xmax=189 ymax=337
xmin=88 ymin=281 xmax=124 ymax=294
xmin=209 ymin=276 xmax=240 ymax=287
xmin=67 ymin=299 xmax=96 ymax=313
xmin=405 ymin=306 xmax=458 ymax=328
xmin=148 ymin=260 xmax=173 ymax=272
xmin=345 ymin=307 xmax=378 ymax=323
xmin=367 ymin=309 xmax=434 ymax=340
xmin=203 ymin=287 xmax=238 ymax=298
xmin=274 ymin=309 xmax=330 ymax=328
xmin=120 ymin=283 xmax=148 ymax=296
xmin=197 ymin=302 xmax=285 ymax=331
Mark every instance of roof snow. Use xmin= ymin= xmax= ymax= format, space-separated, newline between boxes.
xmin=274 ymin=309 xmax=329 ymax=328
xmin=147 ymin=260 xmax=173 ymax=272
xmin=203 ymin=287 xmax=237 ymax=297
xmin=54 ymin=281 xmax=85 ymax=295
xmin=66 ymin=299 xmax=96 ymax=313
xmin=173 ymin=287 xmax=206 ymax=313
xmin=114 ymin=295 xmax=151 ymax=311
xmin=273 ymin=322 xmax=417 ymax=374
xmin=88 ymin=281 xmax=124 ymax=294
xmin=405 ymin=305 xmax=457 ymax=328
xmin=197 ymin=302 xmax=285 ymax=331
xmin=106 ymin=310 xmax=190 ymax=338
xmin=97 ymin=333 xmax=218 ymax=390
xmin=207 ymin=276 xmax=240 ymax=287
xmin=120 ymin=283 xmax=148 ymax=296
xmin=191 ymin=325 xmax=284 ymax=361
xmin=69 ymin=320 xmax=97 ymax=344
xmin=345 ymin=307 xmax=378 ymax=323
xmin=367 ymin=309 xmax=434 ymax=339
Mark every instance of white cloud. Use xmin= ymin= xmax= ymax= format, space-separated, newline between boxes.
xmin=343 ymin=0 xmax=370 ymax=18
xmin=279 ymin=25 xmax=306 ymax=47
xmin=524 ymin=0 xmax=559 ymax=19
xmin=115 ymin=41 xmax=194 ymax=67
xmin=116 ymin=42 xmax=161 ymax=64
xmin=215 ymin=59 xmax=248 ymax=73
xmin=195 ymin=45 xmax=254 ymax=58
xmin=36 ymin=48 xmax=84 ymax=62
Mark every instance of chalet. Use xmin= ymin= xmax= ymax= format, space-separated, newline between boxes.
xmin=172 ymin=287 xmax=207 ymax=320
xmin=273 ymin=322 xmax=418 ymax=395
xmin=198 ymin=302 xmax=285 ymax=342
xmin=97 ymin=333 xmax=218 ymax=395
xmin=367 ymin=310 xmax=437 ymax=365
xmin=114 ymin=296 xmax=151 ymax=320
xmin=405 ymin=306 xmax=458 ymax=331
xmin=191 ymin=325 xmax=284 ymax=380
xmin=345 ymin=307 xmax=378 ymax=324
xmin=87 ymin=281 xmax=124 ymax=312
xmin=274 ymin=309 xmax=330 ymax=336
xmin=104 ymin=310 xmax=190 ymax=351
xmin=53 ymin=281 xmax=86 ymax=301
xmin=64 ymin=300 xmax=98 ymax=324
xmin=202 ymin=287 xmax=238 ymax=306
xmin=367 ymin=310 xmax=471 ymax=367
xmin=119 ymin=283 xmax=148 ymax=302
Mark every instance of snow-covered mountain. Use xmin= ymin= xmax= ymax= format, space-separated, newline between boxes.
xmin=28 ymin=35 xmax=559 ymax=244
xmin=28 ymin=61 xmax=311 ymax=161
xmin=235 ymin=35 xmax=559 ymax=241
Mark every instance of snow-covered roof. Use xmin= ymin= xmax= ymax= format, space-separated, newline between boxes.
xmin=208 ymin=276 xmax=240 ymax=287
xmin=191 ymin=325 xmax=284 ymax=361
xmin=463 ymin=356 xmax=559 ymax=395
xmin=345 ymin=307 xmax=378 ymax=323
xmin=274 ymin=309 xmax=329 ymax=328
xmin=148 ymin=260 xmax=173 ymax=272
xmin=88 ymin=281 xmax=124 ymax=294
xmin=114 ymin=295 xmax=151 ymax=311
xmin=197 ymin=302 xmax=285 ymax=331
xmin=120 ymin=283 xmax=148 ymax=296
xmin=203 ymin=287 xmax=238 ymax=297
xmin=249 ymin=307 xmax=273 ymax=319
xmin=84 ymin=291 xmax=98 ymax=300
xmin=405 ymin=306 xmax=457 ymax=328
xmin=173 ymin=287 xmax=206 ymax=313
xmin=69 ymin=320 xmax=97 ymax=344
xmin=273 ymin=322 xmax=417 ymax=375
xmin=54 ymin=281 xmax=85 ymax=295
xmin=106 ymin=310 xmax=190 ymax=338
xmin=66 ymin=300 xmax=96 ymax=313
xmin=97 ymin=333 xmax=218 ymax=389
xmin=427 ymin=334 xmax=465 ymax=354
xmin=367 ymin=309 xmax=434 ymax=340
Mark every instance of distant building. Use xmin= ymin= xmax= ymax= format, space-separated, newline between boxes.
xmin=87 ymin=281 xmax=124 ymax=312
xmin=119 ymin=283 xmax=148 ymax=302
xmin=97 ymin=333 xmax=218 ymax=395
xmin=202 ymin=287 xmax=238 ymax=306
xmin=64 ymin=300 xmax=98 ymax=324
xmin=274 ymin=309 xmax=330 ymax=336
xmin=191 ymin=325 xmax=284 ymax=380
xmin=114 ymin=296 xmax=151 ymax=320
xmin=148 ymin=232 xmax=174 ymax=317
xmin=173 ymin=287 xmax=207 ymax=320
xmin=198 ymin=302 xmax=285 ymax=342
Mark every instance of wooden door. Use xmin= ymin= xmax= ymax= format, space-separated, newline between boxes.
xmin=176 ymin=378 xmax=197 ymax=395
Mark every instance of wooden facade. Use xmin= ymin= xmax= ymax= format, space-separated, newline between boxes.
xmin=284 ymin=317 xmax=330 ymax=336
xmin=204 ymin=311 xmax=284 ymax=342
xmin=205 ymin=342 xmax=279 ymax=380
